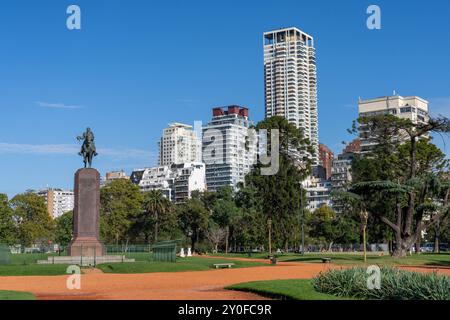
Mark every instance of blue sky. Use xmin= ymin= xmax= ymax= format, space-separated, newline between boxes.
xmin=0 ymin=0 xmax=449 ymax=197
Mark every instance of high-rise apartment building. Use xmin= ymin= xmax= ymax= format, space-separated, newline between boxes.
xmin=158 ymin=123 xmax=201 ymax=166
xmin=358 ymin=95 xmax=429 ymax=153
xmin=202 ymin=106 xmax=257 ymax=192
xmin=264 ymin=27 xmax=319 ymax=164
xmin=37 ymin=188 xmax=74 ymax=218
xmin=302 ymin=176 xmax=333 ymax=211
xmin=172 ymin=163 xmax=207 ymax=203
xmin=318 ymin=143 xmax=334 ymax=180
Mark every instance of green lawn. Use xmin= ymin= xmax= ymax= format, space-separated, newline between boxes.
xmin=97 ymin=257 xmax=267 ymax=274
xmin=0 ymin=264 xmax=70 ymax=276
xmin=211 ymin=252 xmax=450 ymax=267
xmin=0 ymin=290 xmax=35 ymax=300
xmin=227 ymin=279 xmax=351 ymax=300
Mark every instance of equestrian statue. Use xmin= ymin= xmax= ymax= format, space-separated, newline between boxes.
xmin=77 ymin=127 xmax=98 ymax=168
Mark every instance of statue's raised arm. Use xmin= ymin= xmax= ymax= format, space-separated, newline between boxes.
xmin=77 ymin=127 xmax=98 ymax=168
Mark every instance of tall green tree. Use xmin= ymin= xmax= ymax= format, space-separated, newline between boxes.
xmin=308 ymin=205 xmax=359 ymax=251
xmin=140 ymin=190 xmax=173 ymax=243
xmin=234 ymin=185 xmax=266 ymax=250
xmin=350 ymin=115 xmax=450 ymax=257
xmin=211 ymin=187 xmax=240 ymax=253
xmin=54 ymin=211 xmax=73 ymax=246
xmin=177 ymin=197 xmax=209 ymax=252
xmin=245 ymin=116 xmax=311 ymax=253
xmin=100 ymin=179 xmax=143 ymax=244
xmin=10 ymin=192 xmax=55 ymax=246
xmin=0 ymin=194 xmax=16 ymax=245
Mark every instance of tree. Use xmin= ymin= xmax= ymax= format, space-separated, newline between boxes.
xmin=245 ymin=116 xmax=311 ymax=253
xmin=332 ymin=191 xmax=369 ymax=261
xmin=0 ymin=194 xmax=16 ymax=245
xmin=211 ymin=187 xmax=240 ymax=253
xmin=141 ymin=190 xmax=173 ymax=243
xmin=177 ymin=198 xmax=209 ymax=252
xmin=54 ymin=211 xmax=73 ymax=246
xmin=308 ymin=205 xmax=359 ymax=252
xmin=100 ymin=179 xmax=143 ymax=244
xmin=10 ymin=192 xmax=55 ymax=246
xmin=350 ymin=115 xmax=450 ymax=257
xmin=234 ymin=185 xmax=266 ymax=250
xmin=205 ymin=222 xmax=226 ymax=252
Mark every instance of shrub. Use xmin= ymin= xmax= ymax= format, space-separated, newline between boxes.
xmin=312 ymin=267 xmax=450 ymax=300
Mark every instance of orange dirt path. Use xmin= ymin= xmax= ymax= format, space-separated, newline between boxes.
xmin=0 ymin=260 xmax=448 ymax=300
xmin=0 ymin=263 xmax=333 ymax=300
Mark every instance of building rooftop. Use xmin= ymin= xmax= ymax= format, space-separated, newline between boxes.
xmin=168 ymin=122 xmax=193 ymax=129
xmin=358 ymin=95 xmax=429 ymax=105
xmin=263 ymin=26 xmax=313 ymax=39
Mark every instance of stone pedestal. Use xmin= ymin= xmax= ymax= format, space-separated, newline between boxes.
xmin=68 ymin=168 xmax=104 ymax=256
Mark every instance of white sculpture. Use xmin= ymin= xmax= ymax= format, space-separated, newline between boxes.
xmin=187 ymin=247 xmax=192 ymax=257
xmin=180 ymin=248 xmax=186 ymax=258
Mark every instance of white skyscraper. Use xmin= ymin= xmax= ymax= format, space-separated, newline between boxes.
xmin=263 ymin=27 xmax=319 ymax=164
xmin=202 ymin=106 xmax=257 ymax=192
xmin=158 ymin=123 xmax=201 ymax=166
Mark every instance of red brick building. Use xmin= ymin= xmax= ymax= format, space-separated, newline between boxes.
xmin=319 ymin=143 xmax=334 ymax=180
xmin=343 ymin=139 xmax=361 ymax=154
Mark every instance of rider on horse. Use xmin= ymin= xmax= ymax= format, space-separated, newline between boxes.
xmin=77 ymin=127 xmax=98 ymax=168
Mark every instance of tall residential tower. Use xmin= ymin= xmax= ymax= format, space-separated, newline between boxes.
xmin=202 ymin=106 xmax=257 ymax=192
xmin=264 ymin=27 xmax=319 ymax=164
xmin=158 ymin=123 xmax=201 ymax=166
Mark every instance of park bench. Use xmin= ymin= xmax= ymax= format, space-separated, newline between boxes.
xmin=213 ymin=263 xmax=235 ymax=269
xmin=322 ymin=257 xmax=332 ymax=263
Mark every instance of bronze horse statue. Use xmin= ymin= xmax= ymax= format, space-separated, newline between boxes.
xmin=77 ymin=127 xmax=98 ymax=168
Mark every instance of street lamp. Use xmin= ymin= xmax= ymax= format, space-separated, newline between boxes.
xmin=300 ymin=187 xmax=305 ymax=255
xmin=267 ymin=218 xmax=272 ymax=256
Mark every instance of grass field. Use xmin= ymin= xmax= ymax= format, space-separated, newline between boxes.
xmin=227 ymin=279 xmax=351 ymax=300
xmin=0 ymin=290 xmax=35 ymax=300
xmin=0 ymin=264 xmax=70 ymax=276
xmin=212 ymin=252 xmax=450 ymax=266
xmin=97 ymin=257 xmax=267 ymax=274
xmin=2 ymin=252 xmax=448 ymax=277
xmin=0 ymin=253 xmax=266 ymax=276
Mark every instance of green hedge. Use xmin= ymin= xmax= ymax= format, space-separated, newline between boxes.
xmin=313 ymin=267 xmax=450 ymax=300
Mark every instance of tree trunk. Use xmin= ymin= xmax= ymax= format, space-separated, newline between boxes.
xmin=191 ymin=233 xmax=196 ymax=253
xmin=225 ymin=226 xmax=229 ymax=254
xmin=434 ymin=235 xmax=440 ymax=253
xmin=154 ymin=211 xmax=159 ymax=243
xmin=392 ymin=234 xmax=417 ymax=258
xmin=328 ymin=241 xmax=333 ymax=252
xmin=268 ymin=221 xmax=272 ymax=255
xmin=434 ymin=219 xmax=440 ymax=253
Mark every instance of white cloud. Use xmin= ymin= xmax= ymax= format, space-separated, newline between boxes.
xmin=0 ymin=143 xmax=77 ymax=155
xmin=36 ymin=101 xmax=84 ymax=110
xmin=0 ymin=142 xmax=152 ymax=160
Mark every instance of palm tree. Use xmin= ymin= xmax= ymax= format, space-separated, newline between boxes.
xmin=143 ymin=190 xmax=170 ymax=243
